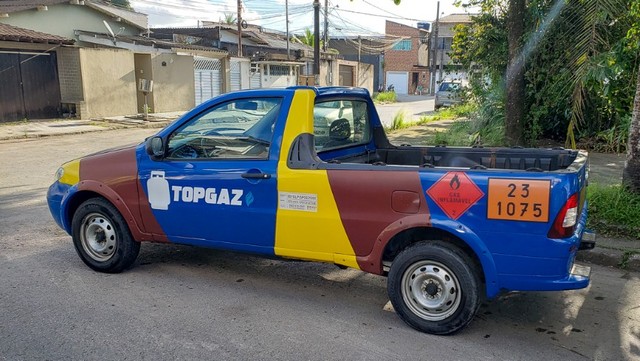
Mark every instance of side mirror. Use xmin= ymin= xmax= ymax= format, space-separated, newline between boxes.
xmin=145 ymin=136 xmax=165 ymax=160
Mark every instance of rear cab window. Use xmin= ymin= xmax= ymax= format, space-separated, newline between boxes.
xmin=313 ymin=99 xmax=371 ymax=152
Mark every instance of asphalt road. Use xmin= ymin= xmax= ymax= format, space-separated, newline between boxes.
xmin=375 ymin=95 xmax=435 ymax=127
xmin=1 ymin=128 xmax=639 ymax=361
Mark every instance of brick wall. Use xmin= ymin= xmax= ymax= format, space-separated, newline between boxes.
xmin=385 ymin=21 xmax=420 ymax=72
xmin=384 ymin=21 xmax=430 ymax=94
xmin=56 ymin=47 xmax=83 ymax=102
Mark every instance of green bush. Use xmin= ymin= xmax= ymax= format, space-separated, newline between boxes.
xmin=374 ymin=91 xmax=397 ymax=104
xmin=587 ymin=184 xmax=640 ymax=239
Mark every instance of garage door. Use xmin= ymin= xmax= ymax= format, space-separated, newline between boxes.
xmin=339 ymin=64 xmax=354 ymax=86
xmin=386 ymin=71 xmax=408 ymax=95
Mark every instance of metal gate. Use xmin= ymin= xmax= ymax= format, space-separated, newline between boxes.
xmin=230 ymin=59 xmax=241 ymax=91
xmin=194 ymin=57 xmax=222 ymax=106
xmin=0 ymin=51 xmax=61 ymax=122
xmin=250 ymin=67 xmax=261 ymax=89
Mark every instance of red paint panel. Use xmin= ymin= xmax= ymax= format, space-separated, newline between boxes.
xmin=78 ymin=146 xmax=168 ymax=243
xmin=327 ymin=169 xmax=430 ymax=271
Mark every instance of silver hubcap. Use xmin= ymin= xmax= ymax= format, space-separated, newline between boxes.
xmin=401 ymin=261 xmax=461 ymax=321
xmin=80 ymin=213 xmax=117 ymax=262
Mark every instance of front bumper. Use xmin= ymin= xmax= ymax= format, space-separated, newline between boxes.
xmin=47 ymin=181 xmax=72 ymax=234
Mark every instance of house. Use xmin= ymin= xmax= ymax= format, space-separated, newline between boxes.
xmin=328 ymin=36 xmax=386 ymax=92
xmin=151 ymin=24 xmax=375 ymax=99
xmin=0 ymin=0 xmax=226 ymax=121
xmin=150 ymin=24 xmax=312 ymax=104
xmin=384 ymin=20 xmax=430 ymax=95
xmin=430 ymin=13 xmax=474 ymax=84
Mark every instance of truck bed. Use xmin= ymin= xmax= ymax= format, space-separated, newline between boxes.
xmin=328 ymin=146 xmax=580 ymax=171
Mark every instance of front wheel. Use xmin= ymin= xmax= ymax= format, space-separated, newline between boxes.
xmin=387 ymin=241 xmax=481 ymax=335
xmin=71 ymin=198 xmax=140 ymax=273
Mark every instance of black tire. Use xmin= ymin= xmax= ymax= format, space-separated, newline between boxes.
xmin=71 ymin=197 xmax=140 ymax=273
xmin=387 ymin=241 xmax=481 ymax=335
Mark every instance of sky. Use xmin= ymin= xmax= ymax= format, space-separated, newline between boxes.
xmin=129 ymin=0 xmax=475 ymax=37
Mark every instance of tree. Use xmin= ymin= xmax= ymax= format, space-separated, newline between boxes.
xmin=292 ymin=28 xmax=315 ymax=47
xmin=624 ymin=67 xmax=640 ymax=192
xmin=108 ymin=0 xmax=131 ymax=9
xmin=452 ymin=0 xmax=635 ymax=148
xmin=622 ymin=3 xmax=640 ymax=193
xmin=221 ymin=13 xmax=237 ymax=25
xmin=505 ymin=0 xmax=526 ymax=146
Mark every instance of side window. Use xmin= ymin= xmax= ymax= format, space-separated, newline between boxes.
xmin=313 ymin=100 xmax=370 ymax=151
xmin=167 ymin=98 xmax=282 ymax=160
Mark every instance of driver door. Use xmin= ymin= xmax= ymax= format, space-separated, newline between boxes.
xmin=138 ymin=97 xmax=282 ymax=254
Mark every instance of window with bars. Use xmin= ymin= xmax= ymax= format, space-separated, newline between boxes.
xmin=269 ymin=65 xmax=291 ymax=76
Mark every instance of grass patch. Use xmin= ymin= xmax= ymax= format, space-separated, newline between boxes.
xmin=587 ymin=184 xmax=640 ymax=239
xmin=386 ymin=111 xmax=411 ymax=132
xmin=374 ymin=91 xmax=397 ymax=104
xmin=416 ymin=103 xmax=476 ymax=125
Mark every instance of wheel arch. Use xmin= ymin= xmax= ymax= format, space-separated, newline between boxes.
xmin=61 ymin=181 xmax=147 ymax=241
xmin=361 ymin=217 xmax=500 ymax=299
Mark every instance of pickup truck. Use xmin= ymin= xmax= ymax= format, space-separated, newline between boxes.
xmin=47 ymin=86 xmax=593 ymax=335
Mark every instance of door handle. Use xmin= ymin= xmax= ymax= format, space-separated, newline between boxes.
xmin=241 ymin=172 xmax=271 ymax=179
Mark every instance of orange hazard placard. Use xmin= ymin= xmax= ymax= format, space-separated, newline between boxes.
xmin=426 ymin=172 xmax=484 ymax=220
xmin=487 ymin=178 xmax=551 ymax=222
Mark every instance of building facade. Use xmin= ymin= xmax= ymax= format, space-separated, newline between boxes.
xmin=384 ymin=20 xmax=430 ymax=95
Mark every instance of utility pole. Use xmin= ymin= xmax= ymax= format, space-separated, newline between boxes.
xmin=286 ymin=0 xmax=290 ymax=60
xmin=357 ymin=35 xmax=361 ymax=87
xmin=313 ymin=0 xmax=320 ymax=75
xmin=323 ymin=0 xmax=328 ymax=52
xmin=237 ymin=0 xmax=242 ymax=57
xmin=439 ymin=37 xmax=444 ymax=82
xmin=430 ymin=1 xmax=440 ymax=94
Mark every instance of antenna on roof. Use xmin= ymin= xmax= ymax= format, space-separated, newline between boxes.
xmin=103 ymin=20 xmax=117 ymax=44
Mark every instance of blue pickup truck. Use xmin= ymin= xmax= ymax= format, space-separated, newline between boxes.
xmin=47 ymin=86 xmax=593 ymax=335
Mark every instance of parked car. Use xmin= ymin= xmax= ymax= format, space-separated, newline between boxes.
xmin=435 ymin=81 xmax=463 ymax=109
xmin=47 ymin=86 xmax=593 ymax=335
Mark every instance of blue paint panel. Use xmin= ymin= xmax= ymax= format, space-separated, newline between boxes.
xmin=138 ymin=158 xmax=278 ymax=254
xmin=136 ymin=90 xmax=297 ymax=255
xmin=419 ymin=168 xmax=588 ymax=295
xmin=47 ymin=181 xmax=68 ymax=232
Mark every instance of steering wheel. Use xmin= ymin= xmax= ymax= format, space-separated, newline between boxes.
xmin=170 ymin=144 xmax=200 ymax=159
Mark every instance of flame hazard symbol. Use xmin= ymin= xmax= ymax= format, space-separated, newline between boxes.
xmin=426 ymin=172 xmax=484 ymax=220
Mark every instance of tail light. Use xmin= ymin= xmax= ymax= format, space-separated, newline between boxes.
xmin=548 ymin=193 xmax=579 ymax=238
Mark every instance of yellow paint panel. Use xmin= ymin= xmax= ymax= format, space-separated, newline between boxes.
xmin=59 ymin=160 xmax=80 ymax=185
xmin=274 ymin=89 xmax=359 ymax=270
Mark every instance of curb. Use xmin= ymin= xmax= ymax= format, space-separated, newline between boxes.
xmin=0 ymin=120 xmax=172 ymax=142
xmin=577 ymin=247 xmax=640 ymax=273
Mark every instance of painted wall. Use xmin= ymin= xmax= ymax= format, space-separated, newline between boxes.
xmin=0 ymin=3 xmax=142 ymax=42
xmin=150 ymin=53 xmax=195 ymax=112
xmin=79 ymin=48 xmax=137 ymax=118
xmin=316 ymin=59 xmax=373 ymax=94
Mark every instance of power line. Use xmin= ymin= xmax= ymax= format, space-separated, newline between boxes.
xmin=331 ymin=6 xmax=422 ymax=22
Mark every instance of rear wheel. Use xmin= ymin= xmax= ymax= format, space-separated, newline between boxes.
xmin=387 ymin=241 xmax=481 ymax=335
xmin=71 ymin=198 xmax=140 ymax=273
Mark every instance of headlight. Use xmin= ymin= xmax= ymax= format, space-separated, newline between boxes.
xmin=55 ymin=167 xmax=64 ymax=181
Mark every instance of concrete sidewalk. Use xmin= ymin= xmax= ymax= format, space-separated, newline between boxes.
xmin=0 ymin=112 xmax=182 ymax=141
xmin=1 ymin=110 xmax=637 ymax=272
